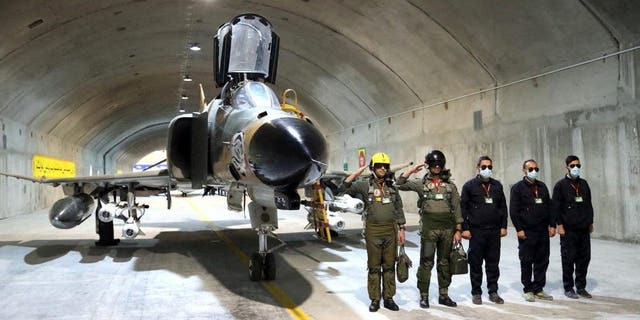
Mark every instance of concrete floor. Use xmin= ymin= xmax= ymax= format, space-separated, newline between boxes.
xmin=1 ymin=195 xmax=639 ymax=320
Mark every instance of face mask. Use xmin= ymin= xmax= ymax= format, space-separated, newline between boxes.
xmin=479 ymin=168 xmax=492 ymax=179
xmin=526 ymin=170 xmax=538 ymax=181
xmin=570 ymin=167 xmax=581 ymax=178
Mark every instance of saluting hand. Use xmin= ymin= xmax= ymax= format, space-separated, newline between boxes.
xmin=356 ymin=165 xmax=368 ymax=175
xmin=346 ymin=165 xmax=369 ymax=183
xmin=558 ymin=224 xmax=565 ymax=236
xmin=549 ymin=227 xmax=556 ymax=237
xmin=461 ymin=230 xmax=471 ymax=239
xmin=402 ymin=163 xmax=425 ymax=178
xmin=411 ymin=163 xmax=425 ymax=173
xmin=500 ymin=228 xmax=507 ymax=237
xmin=517 ymin=230 xmax=526 ymax=240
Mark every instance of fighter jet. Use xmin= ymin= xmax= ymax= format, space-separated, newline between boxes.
xmin=0 ymin=13 xmax=328 ymax=281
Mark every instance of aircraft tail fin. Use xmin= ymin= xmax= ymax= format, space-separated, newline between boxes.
xmin=199 ymin=83 xmax=206 ymax=112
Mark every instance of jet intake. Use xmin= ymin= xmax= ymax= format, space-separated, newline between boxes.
xmin=167 ymin=113 xmax=209 ymax=188
xmin=49 ymin=193 xmax=95 ymax=229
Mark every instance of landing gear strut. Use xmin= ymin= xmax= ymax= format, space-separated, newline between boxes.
xmin=248 ymin=226 xmax=280 ymax=281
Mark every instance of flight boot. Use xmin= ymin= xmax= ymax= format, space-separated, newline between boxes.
xmin=383 ymin=298 xmax=399 ymax=311
xmin=369 ymin=300 xmax=380 ymax=312
xmin=419 ymin=294 xmax=429 ymax=309
xmin=438 ymin=295 xmax=457 ymax=307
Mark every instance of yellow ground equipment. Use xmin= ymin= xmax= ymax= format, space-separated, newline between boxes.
xmin=308 ymin=180 xmax=332 ymax=242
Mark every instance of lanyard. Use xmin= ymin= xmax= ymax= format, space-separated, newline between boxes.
xmin=481 ymin=183 xmax=491 ymax=197
xmin=569 ymin=182 xmax=580 ymax=196
xmin=378 ymin=181 xmax=385 ymax=196
xmin=533 ymin=185 xmax=539 ymax=198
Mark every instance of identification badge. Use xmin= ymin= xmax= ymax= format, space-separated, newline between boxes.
xmin=382 ymin=197 xmax=391 ymax=204
xmin=535 ymin=198 xmax=543 ymax=204
xmin=435 ymin=194 xmax=444 ymax=200
xmin=485 ymin=197 xmax=493 ymax=204
xmin=575 ymin=196 xmax=583 ymax=203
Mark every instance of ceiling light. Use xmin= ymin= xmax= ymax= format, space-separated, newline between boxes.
xmin=189 ymin=43 xmax=201 ymax=51
xmin=183 ymin=75 xmax=192 ymax=82
xmin=181 ymin=94 xmax=189 ymax=100
xmin=179 ymin=108 xmax=186 ymax=113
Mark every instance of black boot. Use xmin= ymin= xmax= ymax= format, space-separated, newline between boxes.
xmin=419 ymin=297 xmax=429 ymax=309
xmin=369 ymin=300 xmax=380 ymax=312
xmin=438 ymin=295 xmax=457 ymax=307
xmin=383 ymin=298 xmax=399 ymax=311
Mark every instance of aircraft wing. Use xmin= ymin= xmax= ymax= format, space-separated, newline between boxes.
xmin=0 ymin=169 xmax=173 ymax=188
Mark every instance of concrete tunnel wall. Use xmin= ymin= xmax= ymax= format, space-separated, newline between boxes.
xmin=0 ymin=116 xmax=102 ymax=219
xmin=327 ymin=52 xmax=640 ymax=242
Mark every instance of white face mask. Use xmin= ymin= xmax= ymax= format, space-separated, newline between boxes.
xmin=526 ymin=170 xmax=538 ymax=181
xmin=479 ymin=168 xmax=492 ymax=179
xmin=570 ymin=167 xmax=581 ymax=178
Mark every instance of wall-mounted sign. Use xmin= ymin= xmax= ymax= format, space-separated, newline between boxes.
xmin=32 ymin=155 xmax=75 ymax=178
xmin=358 ymin=148 xmax=366 ymax=168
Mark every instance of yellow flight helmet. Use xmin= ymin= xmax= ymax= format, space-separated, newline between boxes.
xmin=369 ymin=152 xmax=391 ymax=170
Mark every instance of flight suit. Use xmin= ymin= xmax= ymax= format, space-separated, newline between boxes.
xmin=396 ymin=173 xmax=462 ymax=298
xmin=340 ymin=176 xmax=405 ymax=301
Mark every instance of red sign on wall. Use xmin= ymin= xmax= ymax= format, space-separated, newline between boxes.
xmin=358 ymin=148 xmax=366 ymax=168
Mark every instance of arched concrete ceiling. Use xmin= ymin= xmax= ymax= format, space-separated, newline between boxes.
xmin=1 ymin=0 xmax=639 ymax=164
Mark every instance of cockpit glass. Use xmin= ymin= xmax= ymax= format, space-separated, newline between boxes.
xmin=228 ymin=19 xmax=272 ymax=76
xmin=232 ymin=82 xmax=280 ymax=110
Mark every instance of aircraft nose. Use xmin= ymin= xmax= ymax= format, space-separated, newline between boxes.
xmin=248 ymin=117 xmax=328 ymax=189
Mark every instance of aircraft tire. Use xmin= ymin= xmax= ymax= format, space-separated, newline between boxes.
xmin=249 ymin=252 xmax=263 ymax=281
xmin=263 ymin=252 xmax=276 ymax=281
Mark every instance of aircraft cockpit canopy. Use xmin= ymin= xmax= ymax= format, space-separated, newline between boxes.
xmin=231 ymin=81 xmax=281 ymax=111
xmin=214 ymin=13 xmax=280 ymax=87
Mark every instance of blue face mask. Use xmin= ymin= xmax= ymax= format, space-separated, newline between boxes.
xmin=479 ymin=168 xmax=492 ymax=179
xmin=527 ymin=170 xmax=538 ymax=181
xmin=570 ymin=167 xmax=581 ymax=178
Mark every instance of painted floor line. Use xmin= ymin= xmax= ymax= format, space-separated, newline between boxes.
xmin=187 ymin=199 xmax=312 ymax=320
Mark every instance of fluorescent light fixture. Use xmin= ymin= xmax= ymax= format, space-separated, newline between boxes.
xmin=183 ymin=75 xmax=192 ymax=82
xmin=189 ymin=43 xmax=201 ymax=51
xmin=181 ymin=94 xmax=189 ymax=100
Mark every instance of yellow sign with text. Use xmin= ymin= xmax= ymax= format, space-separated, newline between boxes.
xmin=32 ymin=155 xmax=76 ymax=178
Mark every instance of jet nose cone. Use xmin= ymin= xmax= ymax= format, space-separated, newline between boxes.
xmin=248 ymin=117 xmax=328 ymax=189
